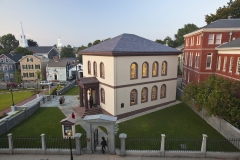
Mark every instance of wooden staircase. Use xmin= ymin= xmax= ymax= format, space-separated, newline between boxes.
xmin=81 ymin=107 xmax=102 ymax=118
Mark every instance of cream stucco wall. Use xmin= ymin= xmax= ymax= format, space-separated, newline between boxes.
xmin=115 ymin=55 xmax=178 ymax=86
xmin=83 ymin=55 xmax=115 ymax=86
xmin=114 ymin=80 xmax=176 ymax=115
xmin=47 ymin=67 xmax=67 ymax=81
xmin=82 ymin=54 xmax=178 ymax=116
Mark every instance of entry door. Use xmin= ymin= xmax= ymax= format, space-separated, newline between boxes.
xmin=54 ymin=74 xmax=57 ymax=80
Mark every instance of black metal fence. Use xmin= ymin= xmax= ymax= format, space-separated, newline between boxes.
xmin=207 ymin=138 xmax=240 ymax=152
xmin=45 ymin=137 xmax=76 ymax=149
xmin=165 ymin=138 xmax=202 ymax=151
xmin=125 ymin=138 xmax=161 ymax=150
xmin=0 ymin=138 xmax=8 ymax=149
xmin=12 ymin=137 xmax=41 ymax=149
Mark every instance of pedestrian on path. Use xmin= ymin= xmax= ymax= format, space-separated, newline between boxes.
xmin=101 ymin=137 xmax=107 ymax=154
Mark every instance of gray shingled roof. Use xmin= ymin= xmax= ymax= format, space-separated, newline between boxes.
xmin=217 ymin=38 xmax=240 ymax=48
xmin=4 ymin=53 xmax=25 ymax=62
xmin=202 ymin=19 xmax=240 ymax=28
xmin=27 ymin=46 xmax=54 ymax=53
xmin=48 ymin=58 xmax=68 ymax=67
xmin=81 ymin=34 xmax=181 ymax=53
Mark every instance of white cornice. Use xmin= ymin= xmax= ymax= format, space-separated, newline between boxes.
xmin=217 ymin=50 xmax=240 ymax=54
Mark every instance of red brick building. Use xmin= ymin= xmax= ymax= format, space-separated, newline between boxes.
xmin=182 ymin=18 xmax=240 ymax=87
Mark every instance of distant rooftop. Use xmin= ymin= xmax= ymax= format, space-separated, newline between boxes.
xmin=217 ymin=37 xmax=240 ymax=49
xmin=202 ymin=18 xmax=240 ymax=29
xmin=27 ymin=46 xmax=54 ymax=53
xmin=80 ymin=33 xmax=181 ymax=56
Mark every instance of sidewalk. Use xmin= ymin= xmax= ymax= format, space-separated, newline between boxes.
xmin=0 ymin=154 xmax=232 ymax=160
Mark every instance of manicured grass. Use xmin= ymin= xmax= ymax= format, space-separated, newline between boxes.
xmin=63 ymin=86 xmax=79 ymax=95
xmin=0 ymin=91 xmax=34 ymax=112
xmin=0 ymin=107 xmax=86 ymax=138
xmin=117 ymin=103 xmax=225 ymax=138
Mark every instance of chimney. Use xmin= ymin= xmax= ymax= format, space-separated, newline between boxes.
xmin=228 ymin=15 xmax=232 ymax=19
xmin=9 ymin=51 xmax=15 ymax=56
xmin=166 ymin=40 xmax=169 ymax=46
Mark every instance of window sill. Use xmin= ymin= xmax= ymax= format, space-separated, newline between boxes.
xmin=130 ymin=103 xmax=137 ymax=106
xmin=141 ymin=101 xmax=148 ymax=103
xmin=205 ymin=68 xmax=212 ymax=70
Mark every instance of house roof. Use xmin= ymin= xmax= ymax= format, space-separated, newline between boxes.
xmin=185 ymin=19 xmax=240 ymax=37
xmin=27 ymin=46 xmax=54 ymax=53
xmin=3 ymin=53 xmax=24 ymax=62
xmin=79 ymin=77 xmax=99 ymax=85
xmin=217 ymin=37 xmax=240 ymax=49
xmin=80 ymin=33 xmax=181 ymax=56
xmin=48 ymin=58 xmax=69 ymax=67
xmin=202 ymin=19 xmax=240 ymax=29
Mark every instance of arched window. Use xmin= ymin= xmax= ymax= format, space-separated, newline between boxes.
xmin=130 ymin=63 xmax=138 ymax=79
xmin=152 ymin=61 xmax=158 ymax=77
xmin=142 ymin=62 xmax=149 ymax=78
xmin=88 ymin=61 xmax=91 ymax=75
xmin=151 ymin=86 xmax=157 ymax=100
xmin=161 ymin=61 xmax=167 ymax=75
xmin=160 ymin=84 xmax=166 ymax=98
xmin=100 ymin=62 xmax=105 ymax=78
xmin=101 ymin=88 xmax=105 ymax=104
xmin=93 ymin=61 xmax=97 ymax=76
xmin=130 ymin=89 xmax=137 ymax=105
xmin=141 ymin=87 xmax=148 ymax=103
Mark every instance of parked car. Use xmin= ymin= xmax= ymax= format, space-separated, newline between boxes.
xmin=6 ymin=82 xmax=21 ymax=88
xmin=39 ymin=80 xmax=53 ymax=86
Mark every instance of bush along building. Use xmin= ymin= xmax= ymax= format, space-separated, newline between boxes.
xmin=182 ymin=17 xmax=240 ymax=87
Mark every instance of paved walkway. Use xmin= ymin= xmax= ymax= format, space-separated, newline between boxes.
xmin=0 ymin=154 xmax=233 ymax=160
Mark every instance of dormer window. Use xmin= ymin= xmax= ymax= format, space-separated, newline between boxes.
xmin=5 ymin=58 xmax=8 ymax=62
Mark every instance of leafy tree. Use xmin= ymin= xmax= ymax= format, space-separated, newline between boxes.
xmin=60 ymin=45 xmax=75 ymax=58
xmin=88 ymin=43 xmax=92 ymax=47
xmin=183 ymin=76 xmax=240 ymax=128
xmin=205 ymin=0 xmax=240 ymax=24
xmin=93 ymin=40 xmax=101 ymax=46
xmin=35 ymin=70 xmax=43 ymax=80
xmin=156 ymin=36 xmax=177 ymax=47
xmin=14 ymin=46 xmax=33 ymax=55
xmin=27 ymin=39 xmax=38 ymax=47
xmin=0 ymin=34 xmax=18 ymax=52
xmin=174 ymin=24 xmax=198 ymax=46
xmin=14 ymin=70 xmax=22 ymax=83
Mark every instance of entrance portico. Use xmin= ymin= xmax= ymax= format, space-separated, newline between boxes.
xmin=78 ymin=77 xmax=100 ymax=111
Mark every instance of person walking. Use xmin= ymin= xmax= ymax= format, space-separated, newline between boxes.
xmin=89 ymin=95 xmax=93 ymax=108
xmin=101 ymin=137 xmax=107 ymax=154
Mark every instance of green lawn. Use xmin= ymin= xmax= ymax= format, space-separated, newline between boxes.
xmin=0 ymin=91 xmax=35 ymax=112
xmin=0 ymin=107 xmax=86 ymax=137
xmin=63 ymin=86 xmax=79 ymax=95
xmin=117 ymin=103 xmax=224 ymax=138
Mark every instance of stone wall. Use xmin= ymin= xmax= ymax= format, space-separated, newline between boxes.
xmin=57 ymin=80 xmax=76 ymax=96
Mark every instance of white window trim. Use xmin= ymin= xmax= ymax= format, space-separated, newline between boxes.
xmin=229 ymin=57 xmax=234 ymax=72
xmin=206 ymin=53 xmax=212 ymax=69
xmin=215 ymin=34 xmax=222 ymax=44
xmin=236 ymin=57 xmax=240 ymax=74
xmin=217 ymin=56 xmax=221 ymax=70
xmin=208 ymin=34 xmax=214 ymax=44
xmin=223 ymin=56 xmax=227 ymax=72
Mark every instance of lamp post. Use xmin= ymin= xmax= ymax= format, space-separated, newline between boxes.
xmin=67 ymin=130 xmax=73 ymax=160
xmin=10 ymin=86 xmax=14 ymax=106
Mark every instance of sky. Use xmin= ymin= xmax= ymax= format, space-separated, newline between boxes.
xmin=0 ymin=0 xmax=230 ymax=47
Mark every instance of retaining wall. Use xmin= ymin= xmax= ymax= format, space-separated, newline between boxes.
xmin=57 ymin=80 xmax=76 ymax=96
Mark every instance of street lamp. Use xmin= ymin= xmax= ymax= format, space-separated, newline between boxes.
xmin=67 ymin=130 xmax=73 ymax=160
xmin=10 ymin=86 xmax=14 ymax=106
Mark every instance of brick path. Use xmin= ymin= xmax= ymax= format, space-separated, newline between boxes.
xmin=0 ymin=86 xmax=57 ymax=115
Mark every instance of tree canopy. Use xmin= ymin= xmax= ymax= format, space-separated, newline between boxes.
xmin=156 ymin=23 xmax=198 ymax=48
xmin=60 ymin=45 xmax=75 ymax=58
xmin=27 ymin=39 xmax=38 ymax=47
xmin=183 ymin=76 xmax=240 ymax=128
xmin=205 ymin=0 xmax=240 ymax=24
xmin=14 ymin=46 xmax=33 ymax=55
xmin=0 ymin=34 xmax=18 ymax=53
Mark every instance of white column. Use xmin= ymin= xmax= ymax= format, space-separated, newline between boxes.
xmin=74 ymin=133 xmax=82 ymax=155
xmin=7 ymin=133 xmax=13 ymax=154
xmin=41 ymin=134 xmax=46 ymax=154
xmin=119 ymin=133 xmax=127 ymax=157
xmin=201 ymin=134 xmax=208 ymax=153
xmin=160 ymin=134 xmax=165 ymax=156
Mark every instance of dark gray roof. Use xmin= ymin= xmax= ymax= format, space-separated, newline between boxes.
xmin=48 ymin=58 xmax=68 ymax=67
xmin=81 ymin=34 xmax=181 ymax=53
xmin=4 ymin=53 xmax=25 ymax=62
xmin=217 ymin=38 xmax=240 ymax=48
xmin=27 ymin=46 xmax=54 ymax=53
xmin=202 ymin=19 xmax=240 ymax=29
